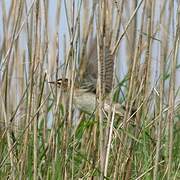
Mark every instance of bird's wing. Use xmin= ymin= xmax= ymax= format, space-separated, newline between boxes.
xmin=80 ymin=40 xmax=114 ymax=94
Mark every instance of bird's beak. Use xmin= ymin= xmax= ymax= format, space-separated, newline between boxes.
xmin=48 ymin=81 xmax=56 ymax=84
xmin=48 ymin=80 xmax=61 ymax=88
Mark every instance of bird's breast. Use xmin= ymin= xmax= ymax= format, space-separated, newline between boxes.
xmin=73 ymin=91 xmax=96 ymax=114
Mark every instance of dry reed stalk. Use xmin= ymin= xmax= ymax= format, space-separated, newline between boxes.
xmin=112 ymin=1 xmax=144 ymax=178
xmin=153 ymin=1 xmax=171 ymax=179
xmin=166 ymin=4 xmax=180 ymax=179
xmin=96 ymin=1 xmax=106 ymax=178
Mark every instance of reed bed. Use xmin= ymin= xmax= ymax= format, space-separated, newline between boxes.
xmin=0 ymin=0 xmax=180 ymax=179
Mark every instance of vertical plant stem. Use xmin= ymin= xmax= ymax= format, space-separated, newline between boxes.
xmin=167 ymin=5 xmax=180 ymax=179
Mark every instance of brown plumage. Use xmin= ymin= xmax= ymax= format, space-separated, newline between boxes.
xmin=80 ymin=41 xmax=114 ymax=94
xmin=48 ymin=39 xmax=123 ymax=115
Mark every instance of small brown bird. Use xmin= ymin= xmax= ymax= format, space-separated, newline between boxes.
xmin=49 ymin=40 xmax=124 ymax=116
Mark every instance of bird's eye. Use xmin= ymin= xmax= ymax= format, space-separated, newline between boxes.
xmin=57 ymin=82 xmax=62 ymax=86
xmin=65 ymin=78 xmax=68 ymax=82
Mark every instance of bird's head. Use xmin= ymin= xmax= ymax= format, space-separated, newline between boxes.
xmin=48 ymin=78 xmax=69 ymax=90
